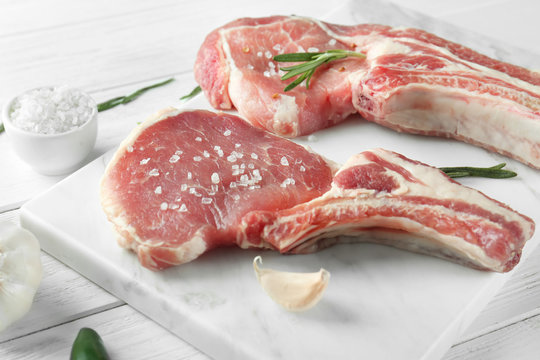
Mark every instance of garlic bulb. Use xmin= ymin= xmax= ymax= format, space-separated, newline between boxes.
xmin=253 ymin=256 xmax=330 ymax=311
xmin=0 ymin=221 xmax=42 ymax=332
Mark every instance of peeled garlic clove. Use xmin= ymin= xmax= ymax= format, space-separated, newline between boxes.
xmin=253 ymin=256 xmax=330 ymax=311
xmin=0 ymin=221 xmax=42 ymax=332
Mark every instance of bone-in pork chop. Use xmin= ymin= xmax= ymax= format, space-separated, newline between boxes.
xmin=194 ymin=16 xmax=540 ymax=168
xmin=100 ymin=109 xmax=534 ymax=272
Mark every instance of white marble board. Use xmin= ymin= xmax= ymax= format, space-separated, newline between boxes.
xmin=19 ymin=1 xmax=540 ymax=359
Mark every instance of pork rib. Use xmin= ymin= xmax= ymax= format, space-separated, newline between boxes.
xmin=239 ymin=149 xmax=535 ymax=272
xmin=100 ymin=109 xmax=534 ymax=272
xmin=194 ymin=16 xmax=540 ymax=168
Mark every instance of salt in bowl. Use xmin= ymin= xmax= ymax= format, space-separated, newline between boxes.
xmin=2 ymin=86 xmax=98 ymax=176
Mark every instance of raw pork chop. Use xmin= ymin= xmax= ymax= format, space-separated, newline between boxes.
xmin=101 ymin=109 xmax=534 ymax=272
xmin=239 ymin=148 xmax=535 ymax=272
xmin=100 ymin=109 xmax=336 ymax=270
xmin=194 ymin=16 xmax=540 ymax=168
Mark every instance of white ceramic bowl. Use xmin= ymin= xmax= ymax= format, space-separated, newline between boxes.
xmin=2 ymin=87 xmax=98 ymax=176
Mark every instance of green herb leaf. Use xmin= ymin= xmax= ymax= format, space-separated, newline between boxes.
xmin=0 ymin=122 xmax=4 ymax=134
xmin=97 ymin=78 xmax=174 ymax=112
xmin=180 ymin=85 xmax=202 ymax=101
xmin=274 ymin=49 xmax=366 ymax=91
xmin=439 ymin=163 xmax=517 ymax=179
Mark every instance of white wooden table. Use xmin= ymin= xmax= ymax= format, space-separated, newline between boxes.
xmin=1 ymin=0 xmax=539 ymax=358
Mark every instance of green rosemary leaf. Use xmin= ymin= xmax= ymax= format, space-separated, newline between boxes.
xmin=274 ymin=49 xmax=366 ymax=91
xmin=273 ymin=52 xmax=321 ymax=62
xmin=439 ymin=163 xmax=517 ymax=179
xmin=180 ymin=85 xmax=202 ymax=101
xmin=283 ymin=72 xmax=310 ymax=92
xmin=97 ymin=78 xmax=174 ymax=112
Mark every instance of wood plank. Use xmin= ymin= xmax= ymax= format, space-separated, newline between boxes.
xmin=0 ymin=0 xmax=179 ymax=37
xmin=0 ymin=211 xmax=122 ymax=343
xmin=444 ymin=313 xmax=540 ymax=360
xmin=0 ymin=0 xmax=341 ymax=103
xmin=0 ymin=305 xmax=209 ymax=360
xmin=460 ymin=241 xmax=540 ymax=341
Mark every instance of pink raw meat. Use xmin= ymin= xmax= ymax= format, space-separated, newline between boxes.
xmin=194 ymin=16 xmax=540 ymax=168
xmin=100 ymin=109 xmax=534 ymax=272
xmin=100 ymin=109 xmax=336 ymax=270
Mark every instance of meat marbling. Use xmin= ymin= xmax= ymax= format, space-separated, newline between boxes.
xmin=100 ymin=109 xmax=534 ymax=272
xmin=194 ymin=16 xmax=540 ymax=168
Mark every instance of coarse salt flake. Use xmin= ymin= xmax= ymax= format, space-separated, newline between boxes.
xmin=280 ymin=156 xmax=289 ymax=166
xmin=223 ymin=129 xmax=232 ymax=136
xmin=328 ymin=39 xmax=337 ymax=45
xmin=187 ymin=172 xmax=192 ymax=180
xmin=179 ymin=204 xmax=188 ymax=212
xmin=211 ymin=172 xmax=220 ymax=184
xmin=251 ymin=153 xmax=258 ymax=160
xmin=149 ymin=168 xmax=159 ymax=176
xmin=169 ymin=154 xmax=180 ymax=163
xmin=201 ymin=198 xmax=213 ymax=204
xmin=9 ymin=85 xmax=95 ymax=134
xmin=195 ymin=137 xmax=202 ymax=142
xmin=154 ymin=186 xmax=162 ymax=194
xmin=193 ymin=156 xmax=202 ymax=162
xmin=265 ymin=51 xmax=272 ymax=59
xmin=140 ymin=158 xmax=151 ymax=165
xmin=160 ymin=202 xmax=168 ymax=210
xmin=203 ymin=150 xmax=210 ymax=158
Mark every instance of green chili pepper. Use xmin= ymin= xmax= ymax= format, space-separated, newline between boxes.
xmin=70 ymin=327 xmax=111 ymax=360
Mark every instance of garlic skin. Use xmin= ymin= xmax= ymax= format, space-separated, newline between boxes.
xmin=0 ymin=221 xmax=42 ymax=332
xmin=253 ymin=256 xmax=330 ymax=311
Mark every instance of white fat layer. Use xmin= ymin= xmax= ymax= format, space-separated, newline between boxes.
xmin=271 ymin=95 xmax=299 ymax=135
xmin=364 ymin=38 xmax=412 ymax=61
xmin=378 ymin=85 xmax=540 ymax=166
xmin=136 ymin=234 xmax=208 ymax=269
xmin=220 ymin=29 xmax=245 ymax=104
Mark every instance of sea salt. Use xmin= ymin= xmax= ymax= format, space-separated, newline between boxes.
xmin=9 ymin=86 xmax=95 ymax=134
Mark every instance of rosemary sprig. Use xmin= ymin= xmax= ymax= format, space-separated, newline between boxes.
xmin=180 ymin=85 xmax=202 ymax=101
xmin=273 ymin=49 xmax=366 ymax=91
xmin=439 ymin=163 xmax=517 ymax=179
xmin=97 ymin=78 xmax=174 ymax=112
